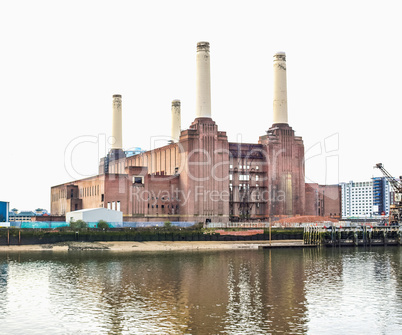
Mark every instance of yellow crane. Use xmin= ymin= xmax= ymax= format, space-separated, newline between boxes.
xmin=374 ymin=163 xmax=402 ymax=225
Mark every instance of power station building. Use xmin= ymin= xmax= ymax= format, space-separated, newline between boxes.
xmin=51 ymin=42 xmax=336 ymax=223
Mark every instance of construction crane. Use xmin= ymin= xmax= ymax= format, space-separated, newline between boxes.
xmin=374 ymin=163 xmax=402 ymax=225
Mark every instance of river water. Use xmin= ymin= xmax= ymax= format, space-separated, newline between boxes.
xmin=0 ymin=247 xmax=401 ymax=334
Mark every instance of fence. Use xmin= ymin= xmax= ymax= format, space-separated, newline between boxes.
xmin=0 ymin=227 xmax=304 ymax=246
xmin=8 ymin=221 xmax=196 ymax=229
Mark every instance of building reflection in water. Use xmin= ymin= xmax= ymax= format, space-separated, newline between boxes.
xmin=0 ymin=248 xmax=401 ymax=334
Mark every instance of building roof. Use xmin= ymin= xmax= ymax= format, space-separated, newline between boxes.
xmin=9 ymin=211 xmax=36 ymax=217
xmin=68 ymin=208 xmax=122 ymax=214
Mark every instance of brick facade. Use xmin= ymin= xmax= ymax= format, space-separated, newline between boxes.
xmin=305 ymin=183 xmax=341 ymax=218
xmin=51 ymin=118 xmax=315 ymax=223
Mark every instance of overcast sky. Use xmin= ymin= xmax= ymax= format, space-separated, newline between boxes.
xmin=1 ymin=0 xmax=401 ymax=211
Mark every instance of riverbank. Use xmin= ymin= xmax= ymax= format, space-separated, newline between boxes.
xmin=0 ymin=240 xmax=306 ymax=252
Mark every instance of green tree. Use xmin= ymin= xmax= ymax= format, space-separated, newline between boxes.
xmin=70 ymin=219 xmax=88 ymax=229
xmin=164 ymin=221 xmax=172 ymax=229
xmin=97 ymin=220 xmax=109 ymax=229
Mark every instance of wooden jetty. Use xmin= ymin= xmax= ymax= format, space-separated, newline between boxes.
xmin=258 ymin=241 xmax=318 ymax=249
xmin=304 ymin=225 xmax=401 ymax=247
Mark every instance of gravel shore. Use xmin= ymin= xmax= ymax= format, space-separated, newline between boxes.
xmin=0 ymin=240 xmax=305 ymax=252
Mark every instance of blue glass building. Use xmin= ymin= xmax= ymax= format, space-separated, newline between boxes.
xmin=372 ymin=177 xmax=390 ymax=216
xmin=0 ymin=201 xmax=9 ymax=223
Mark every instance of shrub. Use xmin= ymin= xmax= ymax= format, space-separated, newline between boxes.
xmin=70 ymin=219 xmax=87 ymax=229
xmin=97 ymin=220 xmax=109 ymax=229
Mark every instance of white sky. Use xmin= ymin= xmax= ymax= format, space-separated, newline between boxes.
xmin=1 ymin=0 xmax=401 ymax=212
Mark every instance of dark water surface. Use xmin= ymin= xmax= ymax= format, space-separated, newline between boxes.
xmin=1 ymin=247 xmax=402 ymax=334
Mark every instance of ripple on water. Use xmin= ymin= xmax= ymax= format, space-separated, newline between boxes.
xmin=0 ymin=248 xmax=401 ymax=334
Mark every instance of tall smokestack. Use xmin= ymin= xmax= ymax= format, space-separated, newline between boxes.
xmin=111 ymin=94 xmax=122 ymax=150
xmin=196 ymin=41 xmax=211 ymax=118
xmin=171 ymin=99 xmax=181 ymax=142
xmin=272 ymin=52 xmax=288 ymax=125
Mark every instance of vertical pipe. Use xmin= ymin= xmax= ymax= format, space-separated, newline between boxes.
xmin=111 ymin=94 xmax=123 ymax=149
xmin=272 ymin=52 xmax=288 ymax=124
xmin=196 ymin=42 xmax=211 ymax=118
xmin=171 ymin=100 xmax=181 ymax=142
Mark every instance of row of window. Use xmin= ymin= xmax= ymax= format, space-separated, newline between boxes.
xmin=80 ymin=185 xmax=100 ymax=198
xmin=148 ymin=204 xmax=179 ymax=209
xmin=107 ymin=201 xmax=120 ymax=211
xmin=229 ymin=165 xmax=260 ymax=170
xmin=229 ymin=184 xmax=260 ymax=190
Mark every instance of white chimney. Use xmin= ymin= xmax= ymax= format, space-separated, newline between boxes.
xmin=195 ymin=41 xmax=211 ymax=118
xmin=171 ymin=99 xmax=181 ymax=142
xmin=272 ymin=52 xmax=288 ymax=124
xmin=111 ymin=94 xmax=123 ymax=150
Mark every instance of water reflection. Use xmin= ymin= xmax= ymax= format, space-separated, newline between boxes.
xmin=304 ymin=247 xmax=402 ymax=334
xmin=0 ymin=247 xmax=401 ymax=334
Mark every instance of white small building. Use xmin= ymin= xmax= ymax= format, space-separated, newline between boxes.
xmin=66 ymin=208 xmax=123 ymax=225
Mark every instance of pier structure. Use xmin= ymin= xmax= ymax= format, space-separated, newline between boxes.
xmin=304 ymin=225 xmax=402 ymax=246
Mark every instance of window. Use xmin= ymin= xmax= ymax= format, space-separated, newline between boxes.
xmin=133 ymin=176 xmax=144 ymax=184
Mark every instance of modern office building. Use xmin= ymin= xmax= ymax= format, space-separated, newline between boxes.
xmin=0 ymin=201 xmax=9 ymax=223
xmin=372 ymin=177 xmax=392 ymax=216
xmin=340 ymin=178 xmax=392 ymax=218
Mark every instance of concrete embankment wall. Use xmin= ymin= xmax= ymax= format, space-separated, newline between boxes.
xmin=0 ymin=228 xmax=304 ymax=246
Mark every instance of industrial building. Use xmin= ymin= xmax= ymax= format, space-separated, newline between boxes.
xmin=304 ymin=183 xmax=341 ymax=218
xmin=51 ymin=42 xmax=340 ymax=223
